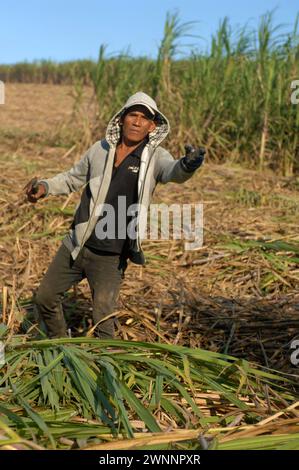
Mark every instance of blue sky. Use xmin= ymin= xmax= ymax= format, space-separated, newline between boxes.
xmin=1 ymin=0 xmax=298 ymax=63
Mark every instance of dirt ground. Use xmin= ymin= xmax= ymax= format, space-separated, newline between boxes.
xmin=1 ymin=84 xmax=299 ymax=374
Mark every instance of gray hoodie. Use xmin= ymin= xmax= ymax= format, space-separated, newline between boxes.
xmin=39 ymin=92 xmax=198 ymax=266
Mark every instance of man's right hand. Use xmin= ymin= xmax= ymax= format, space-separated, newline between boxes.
xmin=24 ymin=177 xmax=47 ymax=203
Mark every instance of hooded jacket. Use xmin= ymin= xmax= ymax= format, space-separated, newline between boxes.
xmin=39 ymin=92 xmax=198 ymax=267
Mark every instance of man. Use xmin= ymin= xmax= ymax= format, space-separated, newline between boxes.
xmin=25 ymin=92 xmax=205 ymax=339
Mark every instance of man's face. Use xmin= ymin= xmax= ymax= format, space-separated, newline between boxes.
xmin=121 ymin=105 xmax=156 ymax=144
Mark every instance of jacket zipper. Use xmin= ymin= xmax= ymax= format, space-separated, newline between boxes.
xmin=77 ymin=148 xmax=114 ymax=252
xmin=136 ymin=147 xmax=153 ymax=251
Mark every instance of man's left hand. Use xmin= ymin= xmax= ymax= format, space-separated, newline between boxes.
xmin=181 ymin=144 xmax=206 ymax=172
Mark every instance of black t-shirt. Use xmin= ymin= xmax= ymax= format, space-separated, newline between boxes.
xmin=84 ymin=140 xmax=146 ymax=254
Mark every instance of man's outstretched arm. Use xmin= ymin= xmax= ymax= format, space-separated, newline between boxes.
xmin=24 ymin=144 xmax=94 ymax=202
xmin=155 ymin=145 xmax=205 ymax=184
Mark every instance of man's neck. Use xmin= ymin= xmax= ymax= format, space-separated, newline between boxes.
xmin=116 ymin=138 xmax=145 ymax=160
xmin=118 ymin=136 xmax=144 ymax=151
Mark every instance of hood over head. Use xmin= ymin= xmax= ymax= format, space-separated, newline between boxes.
xmin=106 ymin=92 xmax=170 ymax=148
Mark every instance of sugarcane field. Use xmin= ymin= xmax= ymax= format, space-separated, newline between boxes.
xmin=1 ymin=6 xmax=299 ymax=456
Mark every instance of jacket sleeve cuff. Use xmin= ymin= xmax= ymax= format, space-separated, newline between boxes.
xmin=38 ymin=180 xmax=50 ymax=197
xmin=179 ymin=157 xmax=196 ymax=173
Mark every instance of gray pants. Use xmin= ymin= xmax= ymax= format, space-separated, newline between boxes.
xmin=34 ymin=243 xmax=123 ymax=338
